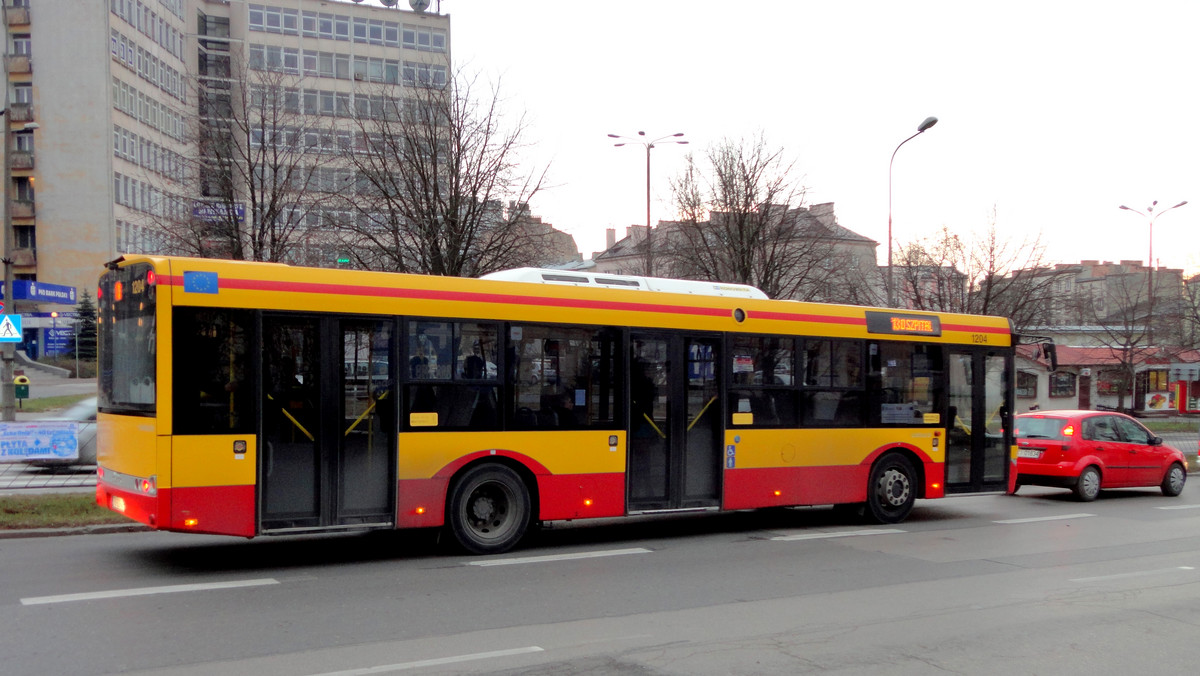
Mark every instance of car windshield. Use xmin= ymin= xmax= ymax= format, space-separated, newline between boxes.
xmin=1015 ymin=416 xmax=1069 ymax=440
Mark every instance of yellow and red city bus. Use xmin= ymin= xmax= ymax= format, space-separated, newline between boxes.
xmin=96 ymin=255 xmax=1023 ymax=554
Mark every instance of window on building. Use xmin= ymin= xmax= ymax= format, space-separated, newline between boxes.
xmin=12 ymin=34 xmax=31 ymax=56
xmin=1049 ymin=371 xmax=1076 ymax=398
xmin=1016 ymin=371 xmax=1038 ymax=398
xmin=15 ymin=225 xmax=35 ymax=250
xmin=1096 ymin=369 xmax=1131 ymax=395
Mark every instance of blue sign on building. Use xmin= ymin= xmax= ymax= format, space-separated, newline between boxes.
xmin=0 ymin=281 xmax=77 ymax=305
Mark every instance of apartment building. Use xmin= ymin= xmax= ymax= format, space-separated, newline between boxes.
xmin=3 ymin=0 xmax=450 ymax=349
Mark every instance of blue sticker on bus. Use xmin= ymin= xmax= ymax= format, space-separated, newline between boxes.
xmin=183 ymin=271 xmax=219 ymax=294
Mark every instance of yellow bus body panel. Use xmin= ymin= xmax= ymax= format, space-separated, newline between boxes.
xmin=97 ymin=412 xmax=161 ymax=481
xmin=727 ymin=428 xmax=941 ymax=468
xmin=398 ymin=430 xmax=626 ymax=479
xmin=171 ymin=436 xmax=257 ymax=488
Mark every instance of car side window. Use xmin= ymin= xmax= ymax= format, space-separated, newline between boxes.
xmin=1083 ymin=416 xmax=1120 ymax=442
xmin=1113 ymin=416 xmax=1151 ymax=444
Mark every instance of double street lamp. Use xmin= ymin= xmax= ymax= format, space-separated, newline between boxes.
xmin=887 ymin=116 xmax=938 ymax=307
xmin=1118 ymin=199 xmax=1187 ymax=346
xmin=608 ymin=131 xmax=688 ymax=277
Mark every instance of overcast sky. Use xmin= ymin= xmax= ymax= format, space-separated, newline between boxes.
xmin=373 ymin=0 xmax=1200 ymax=272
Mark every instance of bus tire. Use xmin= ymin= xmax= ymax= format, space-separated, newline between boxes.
xmin=865 ymin=453 xmax=917 ymax=524
xmin=447 ymin=463 xmax=531 ymax=555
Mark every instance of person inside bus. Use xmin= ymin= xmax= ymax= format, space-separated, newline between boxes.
xmin=552 ymin=390 xmax=581 ymax=428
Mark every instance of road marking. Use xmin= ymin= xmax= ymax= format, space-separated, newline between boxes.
xmin=1071 ymin=566 xmax=1196 ymax=584
xmin=466 ymin=547 xmax=651 ymax=567
xmin=993 ymin=513 xmax=1095 ymax=524
xmin=771 ymin=528 xmax=906 ymax=542
xmin=308 ymin=647 xmax=545 ymax=675
xmin=20 ymin=578 xmax=280 ymax=606
xmin=1156 ymin=504 xmax=1200 ymax=510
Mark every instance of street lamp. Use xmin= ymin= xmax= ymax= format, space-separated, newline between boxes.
xmin=887 ymin=115 xmax=938 ymax=307
xmin=608 ymin=131 xmax=688 ymax=277
xmin=1118 ymin=199 xmax=1187 ymax=346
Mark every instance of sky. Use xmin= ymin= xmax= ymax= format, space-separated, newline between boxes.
xmin=369 ymin=0 xmax=1200 ymax=273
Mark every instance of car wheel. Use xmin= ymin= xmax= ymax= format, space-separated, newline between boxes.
xmin=1073 ymin=466 xmax=1101 ymax=502
xmin=447 ymin=464 xmax=531 ymax=555
xmin=1161 ymin=463 xmax=1186 ymax=497
xmin=865 ymin=453 xmax=917 ymax=524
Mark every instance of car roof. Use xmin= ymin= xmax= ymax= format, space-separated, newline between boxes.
xmin=1016 ymin=410 xmax=1136 ymax=420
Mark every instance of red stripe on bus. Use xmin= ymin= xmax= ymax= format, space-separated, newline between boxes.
xmin=163 ymin=275 xmax=731 ymax=319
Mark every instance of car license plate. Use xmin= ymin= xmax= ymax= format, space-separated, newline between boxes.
xmin=1018 ymin=449 xmax=1042 ymax=459
xmin=111 ymin=495 xmax=127 ymax=513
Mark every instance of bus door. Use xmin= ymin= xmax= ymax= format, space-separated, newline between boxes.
xmin=945 ymin=349 xmax=1012 ymax=493
xmin=260 ymin=315 xmax=395 ymax=532
xmin=627 ymin=332 xmax=723 ymax=511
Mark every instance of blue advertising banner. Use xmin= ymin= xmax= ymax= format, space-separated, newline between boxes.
xmin=0 ymin=422 xmax=81 ymax=462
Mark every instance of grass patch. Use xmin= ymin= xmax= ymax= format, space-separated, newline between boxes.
xmin=15 ymin=393 xmax=94 ymax=415
xmin=0 ymin=494 xmax=131 ymax=530
xmin=1143 ymin=421 xmax=1199 ymax=433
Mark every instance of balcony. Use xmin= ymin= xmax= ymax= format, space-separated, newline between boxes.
xmin=6 ymin=7 xmax=29 ymax=26
xmin=12 ymin=248 xmax=36 ymax=268
xmin=11 ymin=199 xmax=34 ymax=219
xmin=5 ymin=55 xmax=31 ymax=75
xmin=10 ymin=150 xmax=33 ymax=170
xmin=8 ymin=102 xmax=33 ymax=123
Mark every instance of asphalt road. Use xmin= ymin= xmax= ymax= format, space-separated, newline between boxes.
xmin=1 ymin=485 xmax=1199 ymax=675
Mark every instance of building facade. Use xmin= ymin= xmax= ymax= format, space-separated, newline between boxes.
xmin=3 ymin=0 xmax=461 ymax=351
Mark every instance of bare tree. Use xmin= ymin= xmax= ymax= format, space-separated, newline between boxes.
xmin=332 ymin=69 xmax=550 ymax=276
xmin=894 ymin=212 xmax=1065 ymax=330
xmin=160 ymin=48 xmax=332 ymax=262
xmin=663 ymin=134 xmax=874 ymax=301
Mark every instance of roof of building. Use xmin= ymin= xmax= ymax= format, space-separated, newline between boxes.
xmin=1017 ymin=344 xmax=1200 ymax=368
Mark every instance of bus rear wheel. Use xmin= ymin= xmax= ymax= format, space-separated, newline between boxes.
xmin=866 ymin=453 xmax=917 ymax=524
xmin=447 ymin=464 xmax=531 ymax=555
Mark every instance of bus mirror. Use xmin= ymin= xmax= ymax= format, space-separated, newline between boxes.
xmin=1043 ymin=343 xmax=1058 ymax=371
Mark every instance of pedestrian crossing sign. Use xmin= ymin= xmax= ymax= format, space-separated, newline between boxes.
xmin=0 ymin=314 xmax=22 ymax=342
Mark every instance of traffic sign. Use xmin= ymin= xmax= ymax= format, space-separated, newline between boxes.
xmin=0 ymin=314 xmax=22 ymax=342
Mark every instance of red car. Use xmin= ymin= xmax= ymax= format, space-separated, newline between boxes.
xmin=1014 ymin=410 xmax=1187 ymax=501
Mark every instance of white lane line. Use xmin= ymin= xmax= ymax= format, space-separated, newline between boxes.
xmin=993 ymin=513 xmax=1095 ymax=524
xmin=21 ymin=578 xmax=280 ymax=606
xmin=771 ymin=528 xmax=906 ymax=542
xmin=466 ymin=547 xmax=652 ymax=567
xmin=1156 ymin=504 xmax=1200 ymax=510
xmin=309 ymin=647 xmax=545 ymax=675
xmin=1071 ymin=566 xmax=1196 ymax=584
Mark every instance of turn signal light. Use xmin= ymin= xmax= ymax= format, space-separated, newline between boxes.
xmin=415 ymin=507 xmax=425 ymax=515
xmin=183 ymin=518 xmax=199 ymax=527
xmin=583 ymin=499 xmax=593 ymax=507
xmin=773 ymin=490 xmax=782 ymax=497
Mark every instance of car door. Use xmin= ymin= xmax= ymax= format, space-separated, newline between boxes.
xmin=1112 ymin=415 xmax=1169 ymax=485
xmin=1080 ymin=415 xmax=1133 ymax=487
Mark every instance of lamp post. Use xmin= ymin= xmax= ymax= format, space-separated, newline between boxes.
xmin=1118 ymin=200 xmax=1187 ymax=346
xmin=608 ymin=131 xmax=688 ymax=277
xmin=887 ymin=116 xmax=938 ymax=308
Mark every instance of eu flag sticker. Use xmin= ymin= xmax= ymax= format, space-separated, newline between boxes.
xmin=183 ymin=271 xmax=219 ymax=294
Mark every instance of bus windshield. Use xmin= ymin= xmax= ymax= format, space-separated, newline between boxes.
xmin=98 ymin=262 xmax=157 ymax=414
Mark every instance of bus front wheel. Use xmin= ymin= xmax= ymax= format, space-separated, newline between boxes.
xmin=866 ymin=453 xmax=917 ymax=524
xmin=448 ymin=464 xmax=532 ymax=555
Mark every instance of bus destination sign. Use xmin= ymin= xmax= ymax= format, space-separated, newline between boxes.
xmin=864 ymin=311 xmax=942 ymax=337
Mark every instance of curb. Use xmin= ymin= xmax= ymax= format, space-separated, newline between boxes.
xmin=0 ymin=523 xmax=151 ymax=539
